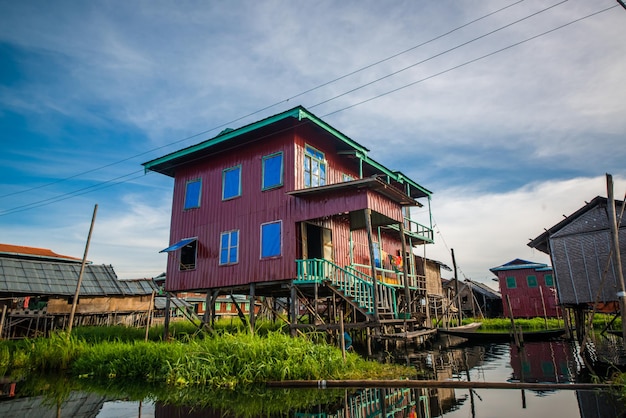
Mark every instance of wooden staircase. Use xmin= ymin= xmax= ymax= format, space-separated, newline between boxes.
xmin=295 ymin=258 xmax=399 ymax=320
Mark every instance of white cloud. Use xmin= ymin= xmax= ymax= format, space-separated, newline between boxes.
xmin=424 ymin=175 xmax=626 ymax=286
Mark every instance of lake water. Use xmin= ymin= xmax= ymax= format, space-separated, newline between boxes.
xmin=2 ymin=335 xmax=625 ymax=417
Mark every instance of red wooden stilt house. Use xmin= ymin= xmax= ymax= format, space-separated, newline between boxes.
xmin=143 ymin=106 xmax=435 ymax=338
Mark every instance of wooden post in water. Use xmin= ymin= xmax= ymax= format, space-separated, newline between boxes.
xmin=606 ymin=174 xmax=626 ymax=346
xmin=539 ymin=286 xmax=548 ymax=330
xmin=67 ymin=204 xmax=98 ymax=337
xmin=506 ymin=294 xmax=521 ymax=348
xmin=451 ymin=249 xmax=462 ymax=325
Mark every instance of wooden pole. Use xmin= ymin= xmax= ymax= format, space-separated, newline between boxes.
xmin=451 ymin=249 xmax=461 ymax=324
xmin=364 ymin=208 xmax=380 ymax=319
xmin=163 ymin=293 xmax=171 ymax=341
xmin=398 ymin=221 xmax=411 ymax=318
xmin=0 ymin=305 xmax=6 ymax=340
xmin=267 ymin=379 xmax=613 ymax=391
xmin=506 ymin=294 xmax=521 ymax=348
xmin=290 ymin=283 xmax=297 ymax=337
xmin=340 ymin=310 xmax=346 ymax=362
xmin=249 ymin=283 xmax=256 ymax=335
xmin=539 ymin=286 xmax=548 ymax=330
xmin=67 ymin=204 xmax=98 ymax=337
xmin=606 ymin=174 xmax=626 ymax=345
xmin=144 ymin=290 xmax=155 ymax=342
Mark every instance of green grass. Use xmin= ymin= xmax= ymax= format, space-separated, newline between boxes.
xmin=456 ymin=314 xmax=622 ymax=332
xmin=1 ymin=328 xmax=413 ymax=389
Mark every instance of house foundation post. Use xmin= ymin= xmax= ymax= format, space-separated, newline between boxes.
xmin=290 ymin=283 xmax=297 ymax=337
xmin=249 ymin=283 xmax=256 ymax=335
xmin=364 ymin=208 xmax=380 ymax=320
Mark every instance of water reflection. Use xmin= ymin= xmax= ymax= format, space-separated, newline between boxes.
xmin=1 ymin=338 xmax=624 ymax=417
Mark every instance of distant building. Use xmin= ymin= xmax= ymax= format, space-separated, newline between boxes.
xmin=0 ymin=243 xmax=157 ymax=337
xmin=490 ymin=259 xmax=560 ymax=319
xmin=441 ymin=278 xmax=502 ymax=319
xmin=528 ymin=196 xmax=625 ymax=311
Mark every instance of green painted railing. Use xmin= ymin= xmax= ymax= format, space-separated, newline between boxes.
xmin=295 ymin=259 xmax=398 ymax=318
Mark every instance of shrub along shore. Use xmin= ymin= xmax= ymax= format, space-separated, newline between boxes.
xmin=0 ymin=322 xmax=414 ymax=389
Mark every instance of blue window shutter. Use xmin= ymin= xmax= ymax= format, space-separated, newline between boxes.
xmin=261 ymin=222 xmax=281 ymax=258
xmin=263 ymin=153 xmax=283 ymax=189
xmin=184 ymin=179 xmax=201 ymax=209
xmin=223 ymin=166 xmax=241 ymax=200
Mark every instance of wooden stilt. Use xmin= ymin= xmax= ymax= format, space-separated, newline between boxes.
xmin=249 ymin=283 xmax=256 ymax=335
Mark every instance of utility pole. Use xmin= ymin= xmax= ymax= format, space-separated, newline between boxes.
xmin=67 ymin=204 xmax=98 ymax=337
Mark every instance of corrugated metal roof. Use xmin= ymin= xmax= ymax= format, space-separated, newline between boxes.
xmin=528 ymin=196 xmax=625 ymax=253
xmin=466 ymin=279 xmax=501 ymax=299
xmin=0 ymin=243 xmax=82 ymax=262
xmin=142 ymin=105 xmax=432 ymax=199
xmin=489 ymin=258 xmax=551 ymax=273
xmin=0 ymin=258 xmax=158 ymax=297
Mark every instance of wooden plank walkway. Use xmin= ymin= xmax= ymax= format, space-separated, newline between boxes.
xmin=267 ymin=379 xmax=614 ymax=391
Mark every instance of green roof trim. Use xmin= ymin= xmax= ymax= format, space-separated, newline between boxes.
xmin=143 ymin=106 xmax=432 ymax=198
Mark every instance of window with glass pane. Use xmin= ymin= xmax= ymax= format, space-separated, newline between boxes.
xmin=506 ymin=276 xmax=516 ymax=289
xmin=184 ymin=179 xmax=201 ymax=209
xmin=545 ymin=274 xmax=554 ymax=286
xmin=262 ymin=152 xmax=283 ymax=190
xmin=222 ymin=166 xmax=241 ymax=200
xmin=261 ymin=221 xmax=281 ymax=258
xmin=527 ymin=275 xmax=538 ymax=287
xmin=219 ymin=230 xmax=239 ymax=265
xmin=304 ymin=145 xmax=326 ymax=188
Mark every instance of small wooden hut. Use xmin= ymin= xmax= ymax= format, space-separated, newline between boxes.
xmin=0 ymin=243 xmax=158 ymax=338
xmin=528 ymin=196 xmax=626 ymax=339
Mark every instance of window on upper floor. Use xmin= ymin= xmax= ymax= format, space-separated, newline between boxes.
xmin=222 ymin=165 xmax=242 ymax=200
xmin=219 ymin=230 xmax=239 ymax=265
xmin=342 ymin=173 xmax=355 ymax=182
xmin=527 ymin=275 xmax=538 ymax=288
xmin=261 ymin=220 xmax=282 ymax=258
xmin=262 ymin=152 xmax=283 ymax=190
xmin=184 ymin=179 xmax=202 ymax=209
xmin=545 ymin=274 xmax=554 ymax=286
xmin=506 ymin=276 xmax=517 ymax=289
xmin=304 ymin=145 xmax=326 ymax=188
xmin=179 ymin=239 xmax=197 ymax=271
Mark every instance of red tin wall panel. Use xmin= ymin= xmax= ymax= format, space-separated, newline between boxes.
xmin=497 ymin=269 xmax=560 ymax=318
xmin=164 ymin=119 xmax=411 ymax=292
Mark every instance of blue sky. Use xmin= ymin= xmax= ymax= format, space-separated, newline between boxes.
xmin=1 ymin=0 xmax=625 ymax=286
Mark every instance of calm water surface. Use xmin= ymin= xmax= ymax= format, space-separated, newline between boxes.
xmin=2 ymin=337 xmax=624 ymax=418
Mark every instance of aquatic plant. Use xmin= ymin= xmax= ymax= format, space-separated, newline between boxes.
xmin=65 ymin=331 xmax=413 ymax=388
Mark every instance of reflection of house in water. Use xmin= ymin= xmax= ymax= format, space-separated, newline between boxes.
xmin=509 ymin=341 xmax=574 ymax=383
xmin=155 ymin=387 xmax=431 ymax=418
xmin=0 ymin=390 xmax=107 ymax=418
xmin=577 ymin=390 xmax=626 ymax=418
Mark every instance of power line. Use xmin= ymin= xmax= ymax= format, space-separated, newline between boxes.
xmin=0 ymin=1 xmax=526 ymax=201
xmin=1 ymin=3 xmax=618 ymax=217
xmin=310 ymin=0 xmax=567 ymax=110
xmin=0 ymin=170 xmax=149 ymax=216
xmin=320 ymin=4 xmax=618 ymax=118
